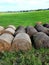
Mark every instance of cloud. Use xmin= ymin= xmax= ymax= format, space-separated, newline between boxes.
xmin=0 ymin=0 xmax=49 ymax=11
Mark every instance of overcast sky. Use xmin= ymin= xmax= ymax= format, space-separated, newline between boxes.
xmin=0 ymin=0 xmax=49 ymax=11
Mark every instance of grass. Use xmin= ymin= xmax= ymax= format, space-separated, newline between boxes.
xmin=0 ymin=10 xmax=49 ymax=65
xmin=0 ymin=10 xmax=49 ymax=27
xmin=0 ymin=48 xmax=49 ymax=65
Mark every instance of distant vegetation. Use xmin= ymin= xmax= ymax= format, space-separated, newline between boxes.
xmin=1 ymin=8 xmax=49 ymax=13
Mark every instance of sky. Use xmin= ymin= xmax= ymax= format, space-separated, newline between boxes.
xmin=0 ymin=0 xmax=49 ymax=11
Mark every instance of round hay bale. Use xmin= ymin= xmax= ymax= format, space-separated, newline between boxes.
xmin=0 ymin=33 xmax=14 ymax=51
xmin=7 ymin=25 xmax=16 ymax=30
xmin=25 ymin=26 xmax=37 ymax=37
xmin=33 ymin=32 xmax=49 ymax=49
xmin=2 ymin=28 xmax=15 ymax=35
xmin=36 ymin=22 xmax=42 ymax=25
xmin=35 ymin=24 xmax=49 ymax=35
xmin=12 ymin=33 xmax=32 ymax=51
xmin=0 ymin=26 xmax=4 ymax=35
xmin=15 ymin=26 xmax=26 ymax=35
xmin=43 ymin=23 xmax=49 ymax=28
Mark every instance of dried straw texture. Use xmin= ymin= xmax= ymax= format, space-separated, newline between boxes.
xmin=7 ymin=25 xmax=16 ymax=30
xmin=33 ymin=32 xmax=49 ymax=48
xmin=0 ymin=26 xmax=4 ymax=35
xmin=35 ymin=24 xmax=49 ymax=35
xmin=2 ymin=28 xmax=15 ymax=35
xmin=15 ymin=26 xmax=26 ymax=35
xmin=12 ymin=33 xmax=32 ymax=51
xmin=25 ymin=26 xmax=37 ymax=37
xmin=0 ymin=33 xmax=14 ymax=51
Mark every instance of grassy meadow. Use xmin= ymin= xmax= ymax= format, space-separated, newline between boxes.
xmin=0 ymin=10 xmax=49 ymax=65
xmin=0 ymin=10 xmax=49 ymax=27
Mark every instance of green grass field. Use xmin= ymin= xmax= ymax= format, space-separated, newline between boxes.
xmin=0 ymin=10 xmax=49 ymax=27
xmin=0 ymin=10 xmax=49 ymax=65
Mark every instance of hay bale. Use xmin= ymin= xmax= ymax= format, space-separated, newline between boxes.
xmin=12 ymin=33 xmax=32 ymax=51
xmin=35 ymin=24 xmax=49 ymax=35
xmin=15 ymin=26 xmax=26 ymax=35
xmin=25 ymin=26 xmax=37 ymax=37
xmin=33 ymin=32 xmax=49 ymax=48
xmin=2 ymin=28 xmax=15 ymax=35
xmin=36 ymin=21 xmax=42 ymax=25
xmin=7 ymin=25 xmax=16 ymax=30
xmin=0 ymin=26 xmax=4 ymax=35
xmin=43 ymin=23 xmax=49 ymax=28
xmin=0 ymin=33 xmax=14 ymax=51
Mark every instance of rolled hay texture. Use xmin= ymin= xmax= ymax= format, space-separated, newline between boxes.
xmin=25 ymin=26 xmax=37 ymax=37
xmin=2 ymin=28 xmax=15 ymax=35
xmin=0 ymin=33 xmax=14 ymax=51
xmin=7 ymin=25 xmax=16 ymax=30
xmin=43 ymin=23 xmax=49 ymax=28
xmin=35 ymin=24 xmax=49 ymax=35
xmin=12 ymin=33 xmax=32 ymax=51
xmin=0 ymin=26 xmax=4 ymax=35
xmin=33 ymin=32 xmax=49 ymax=49
xmin=15 ymin=26 xmax=26 ymax=35
xmin=36 ymin=21 xmax=42 ymax=25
